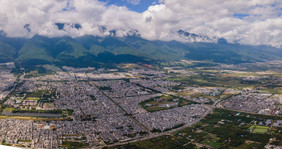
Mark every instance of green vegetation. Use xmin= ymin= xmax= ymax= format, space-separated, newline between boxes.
xmin=1 ymin=34 xmax=281 ymax=68
xmin=12 ymin=109 xmax=62 ymax=114
xmin=110 ymin=109 xmax=282 ymax=149
xmin=184 ymin=42 xmax=282 ymax=64
xmin=63 ymin=109 xmax=74 ymax=116
xmin=167 ymin=73 xmax=250 ymax=89
xmin=3 ymin=107 xmax=15 ymax=112
xmin=12 ymin=89 xmax=56 ymax=103
xmin=105 ymin=135 xmax=196 ymax=149
xmin=164 ymin=123 xmax=185 ymax=132
xmin=18 ymin=140 xmax=31 ymax=142
xmin=252 ymin=126 xmax=269 ymax=133
xmin=26 ymin=97 xmax=40 ymax=101
xmin=178 ymin=98 xmax=196 ymax=107
xmin=24 ymin=66 xmax=54 ymax=78
xmin=90 ymin=95 xmax=96 ymax=100
xmin=0 ymin=115 xmax=71 ymax=121
xmin=167 ymin=69 xmax=282 ymax=94
xmin=99 ymin=86 xmax=112 ymax=91
xmin=16 ymin=38 xmax=53 ymax=64
xmin=139 ymin=94 xmax=196 ymax=112
xmin=1 ymin=142 xmax=12 ymax=146
xmin=0 ymin=41 xmax=17 ymax=63
xmin=190 ymin=93 xmax=217 ymax=100
xmin=262 ymin=86 xmax=282 ymax=95
xmin=2 ymin=106 xmax=64 ymax=115
xmin=248 ymin=125 xmax=255 ymax=130
xmin=61 ymin=141 xmax=89 ymax=149
xmin=25 ymin=90 xmax=45 ymax=99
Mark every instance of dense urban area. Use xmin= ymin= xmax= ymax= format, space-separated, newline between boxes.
xmin=0 ymin=61 xmax=281 ymax=149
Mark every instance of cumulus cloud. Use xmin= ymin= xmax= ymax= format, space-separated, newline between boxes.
xmin=142 ymin=0 xmax=282 ymax=47
xmin=0 ymin=0 xmax=281 ymax=47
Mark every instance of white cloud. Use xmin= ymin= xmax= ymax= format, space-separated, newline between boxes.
xmin=141 ymin=0 xmax=282 ymax=47
xmin=0 ymin=0 xmax=281 ymax=47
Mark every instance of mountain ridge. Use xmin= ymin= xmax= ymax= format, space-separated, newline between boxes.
xmin=0 ymin=34 xmax=281 ymax=68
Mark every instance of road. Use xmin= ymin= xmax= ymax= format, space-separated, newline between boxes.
xmin=88 ymin=76 xmax=153 ymax=135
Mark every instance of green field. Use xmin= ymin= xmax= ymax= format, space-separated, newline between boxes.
xmin=253 ymin=126 xmax=269 ymax=133
xmin=60 ymin=141 xmax=89 ymax=149
xmin=3 ymin=107 xmax=15 ymax=112
xmin=166 ymin=73 xmax=251 ymax=89
xmin=18 ymin=140 xmax=32 ymax=142
xmin=167 ymin=69 xmax=282 ymax=92
xmin=249 ymin=125 xmax=269 ymax=133
xmin=262 ymin=86 xmax=282 ymax=95
xmin=248 ymin=125 xmax=255 ymax=130
xmin=139 ymin=94 xmax=196 ymax=112
xmin=26 ymin=97 xmax=40 ymax=101
xmin=190 ymin=93 xmax=217 ymax=100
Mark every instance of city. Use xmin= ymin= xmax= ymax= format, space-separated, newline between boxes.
xmin=0 ymin=61 xmax=281 ymax=148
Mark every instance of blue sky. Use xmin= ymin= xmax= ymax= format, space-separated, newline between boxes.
xmin=233 ymin=13 xmax=249 ymax=19
xmin=98 ymin=0 xmax=161 ymax=12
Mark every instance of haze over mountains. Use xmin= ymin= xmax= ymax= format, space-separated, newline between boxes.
xmin=0 ymin=33 xmax=282 ymax=68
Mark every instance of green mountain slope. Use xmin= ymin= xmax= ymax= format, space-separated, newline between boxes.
xmin=53 ymin=38 xmax=89 ymax=66
xmin=16 ymin=37 xmax=54 ymax=66
xmin=120 ymin=36 xmax=187 ymax=60
xmin=0 ymin=35 xmax=280 ymax=67
xmin=0 ymin=41 xmax=17 ymax=63
xmin=184 ymin=42 xmax=282 ymax=64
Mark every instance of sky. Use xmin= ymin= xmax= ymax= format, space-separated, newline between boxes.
xmin=98 ymin=0 xmax=161 ymax=12
xmin=0 ymin=0 xmax=281 ymax=48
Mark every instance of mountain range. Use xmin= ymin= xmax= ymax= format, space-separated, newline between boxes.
xmin=0 ymin=34 xmax=282 ymax=68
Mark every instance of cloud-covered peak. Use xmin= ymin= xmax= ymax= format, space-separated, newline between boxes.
xmin=0 ymin=0 xmax=281 ymax=47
